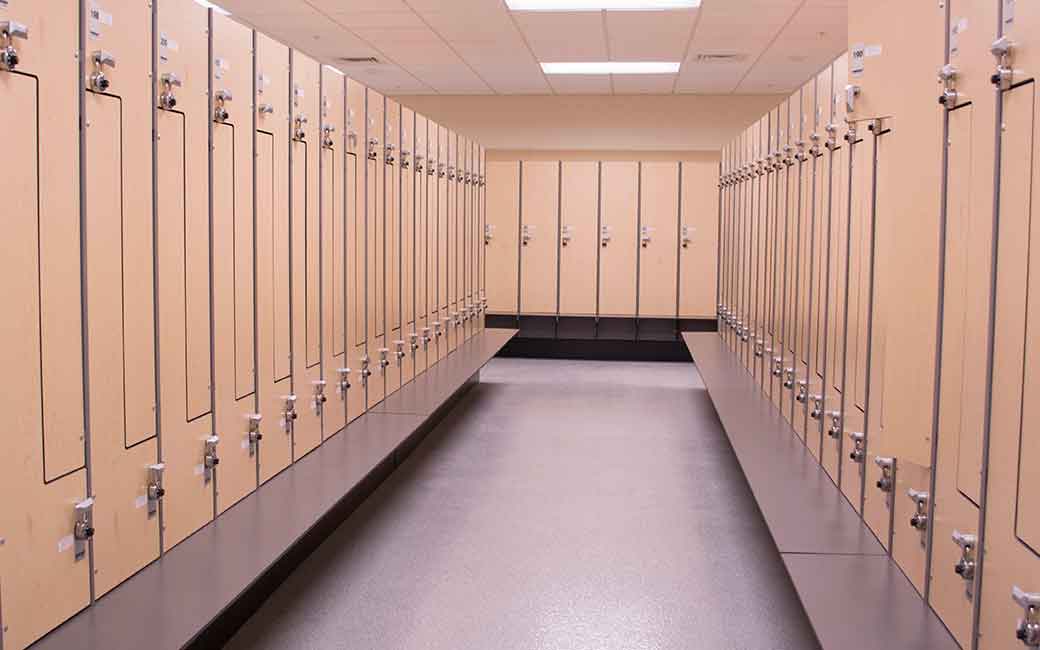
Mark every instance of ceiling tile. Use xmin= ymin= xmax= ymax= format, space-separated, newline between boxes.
xmin=612 ymin=73 xmax=676 ymax=94
xmin=605 ymin=9 xmax=697 ymax=60
xmin=548 ymin=74 xmax=612 ymax=94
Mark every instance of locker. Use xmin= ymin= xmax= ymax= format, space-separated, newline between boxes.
xmin=744 ymin=122 xmax=763 ymax=380
xmin=431 ymin=122 xmax=446 ymax=361
xmin=465 ymin=140 xmax=476 ymax=339
xmin=156 ymin=0 xmax=215 ymax=546
xmin=365 ymin=88 xmax=386 ymax=406
xmin=471 ymin=143 xmax=481 ymax=335
xmin=401 ymin=107 xmax=417 ymax=384
xmin=255 ymin=34 xmax=295 ymax=481
xmin=83 ymin=0 xmax=160 ymax=597
xmin=680 ymin=156 xmax=719 ymax=320
xmin=290 ymin=51 xmax=323 ymax=456
xmin=559 ymin=162 xmax=599 ymax=316
xmin=385 ymin=99 xmax=402 ymax=395
xmin=212 ymin=12 xmax=258 ymax=515
xmin=345 ymin=78 xmax=367 ymax=423
xmin=724 ymin=141 xmax=738 ymax=350
xmin=414 ymin=114 xmax=429 ymax=373
xmin=519 ymin=161 xmax=560 ymax=315
xmin=976 ymin=3 xmax=1040 ymax=647
xmin=739 ymin=130 xmax=753 ymax=369
xmin=321 ymin=65 xmax=347 ymax=436
xmin=459 ymin=139 xmax=469 ymax=338
xmin=760 ymin=109 xmax=779 ymax=395
xmin=792 ymin=79 xmax=817 ymax=444
xmin=638 ymin=162 xmax=680 ymax=318
xmin=487 ymin=160 xmax=521 ymax=315
xmin=447 ymin=132 xmax=460 ymax=352
xmin=780 ymin=94 xmax=802 ymax=424
xmin=599 ymin=162 xmax=639 ymax=317
xmin=0 ymin=3 xmax=91 ymax=647
xmin=479 ymin=147 xmax=488 ymax=330
xmin=769 ymin=99 xmax=791 ymax=409
xmin=437 ymin=126 xmax=450 ymax=358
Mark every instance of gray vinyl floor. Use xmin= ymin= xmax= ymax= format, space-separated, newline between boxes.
xmin=225 ymin=358 xmax=820 ymax=650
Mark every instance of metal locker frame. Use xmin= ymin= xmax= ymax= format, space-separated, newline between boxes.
xmin=345 ymin=78 xmax=367 ymax=424
xmin=364 ymin=88 xmax=386 ymax=407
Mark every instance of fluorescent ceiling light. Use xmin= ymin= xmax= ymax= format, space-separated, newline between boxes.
xmin=508 ymin=0 xmax=700 ymax=10
xmin=541 ymin=61 xmax=680 ymax=74
xmin=193 ymin=0 xmax=231 ymax=15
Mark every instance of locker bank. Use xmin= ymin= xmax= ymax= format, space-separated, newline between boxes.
xmin=0 ymin=1 xmax=1034 ymax=649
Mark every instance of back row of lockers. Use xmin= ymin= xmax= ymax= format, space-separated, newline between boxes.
xmin=716 ymin=1 xmax=1040 ymax=648
xmin=484 ymin=158 xmax=719 ymax=321
xmin=0 ymin=2 xmax=486 ymax=648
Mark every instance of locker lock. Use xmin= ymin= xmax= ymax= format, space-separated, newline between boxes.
xmin=739 ymin=326 xmax=750 ymax=343
xmin=809 ymin=395 xmax=824 ymax=420
xmin=907 ymin=489 xmax=930 ymax=532
xmin=428 ymin=160 xmax=437 ymax=176
xmin=951 ymin=530 xmax=977 ymax=597
xmin=844 ymin=123 xmax=858 ymax=144
xmin=336 ymin=368 xmax=351 ymax=397
xmin=753 ymin=339 xmax=765 ymax=358
xmin=847 ymin=431 xmax=866 ymax=463
xmin=826 ymin=411 xmax=842 ymax=439
xmin=294 ymin=114 xmax=308 ymax=142
xmin=401 ymin=149 xmax=411 ymax=169
xmin=322 ymin=123 xmax=336 ymax=148
xmin=415 ymin=153 xmax=425 ymax=172
xmin=0 ymin=21 xmax=28 ymax=71
xmin=640 ymin=226 xmax=651 ymax=247
xmin=258 ymin=103 xmax=275 ymax=116
xmin=159 ymin=73 xmax=182 ymax=111
xmin=203 ymin=436 xmax=220 ymax=483
xmin=433 ymin=320 xmax=443 ymax=337
xmin=560 ymin=225 xmax=573 ymax=247
xmin=246 ymin=413 xmax=263 ymax=457
xmin=89 ymin=50 xmax=117 ymax=93
xmin=214 ymin=89 xmax=232 ymax=123
xmin=795 ymin=380 xmax=808 ymax=404
xmin=809 ymin=133 xmax=822 ymax=157
xmin=146 ymin=463 xmax=166 ymax=516
xmin=421 ymin=327 xmax=432 ymax=348
xmin=771 ymin=356 xmax=783 ymax=378
xmin=681 ymin=225 xmax=693 ymax=248
xmin=437 ymin=163 xmax=446 ymax=178
xmin=73 ymin=498 xmax=95 ymax=560
xmin=600 ymin=225 xmax=612 ymax=247
xmin=378 ymin=348 xmax=390 ymax=374
xmin=448 ymin=166 xmax=456 ymax=181
xmin=368 ymin=137 xmax=380 ymax=160
xmin=1012 ymin=587 xmax=1040 ymax=646
xmin=521 ymin=224 xmax=532 ymax=245
xmin=282 ymin=395 xmax=298 ymax=432
xmin=312 ymin=380 xmax=327 ymax=414
xmin=937 ymin=64 xmax=959 ymax=110
xmin=409 ymin=332 xmax=419 ymax=353
xmin=845 ymin=84 xmax=861 ymax=113
xmin=359 ymin=356 xmax=372 ymax=387
xmin=485 ymin=224 xmax=494 ymax=244
xmin=394 ymin=340 xmax=406 ymax=366
xmin=990 ymin=36 xmax=1014 ymax=90
xmin=874 ymin=457 xmax=895 ymax=492
xmin=451 ymin=311 xmax=461 ymax=328
xmin=385 ymin=143 xmax=396 ymax=165
xmin=824 ymin=124 xmax=839 ymax=150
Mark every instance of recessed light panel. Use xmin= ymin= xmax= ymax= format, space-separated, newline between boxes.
xmin=541 ymin=61 xmax=681 ymax=74
xmin=508 ymin=0 xmax=700 ymax=11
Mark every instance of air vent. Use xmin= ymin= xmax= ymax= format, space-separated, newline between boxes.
xmin=693 ymin=53 xmax=746 ymax=64
xmin=339 ymin=56 xmax=380 ymax=64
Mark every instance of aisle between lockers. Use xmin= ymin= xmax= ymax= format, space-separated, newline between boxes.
xmin=225 ymin=358 xmax=819 ymax=650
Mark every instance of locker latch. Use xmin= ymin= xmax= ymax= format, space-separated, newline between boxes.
xmin=73 ymin=498 xmax=95 ymax=561
xmin=795 ymin=380 xmax=808 ymax=404
xmin=293 ymin=114 xmax=308 ymax=142
xmin=213 ymin=89 xmax=233 ymax=123
xmin=640 ymin=225 xmax=651 ymax=248
xmin=146 ymin=463 xmax=166 ymax=517
xmin=394 ymin=340 xmax=406 ymax=366
xmin=359 ymin=356 xmax=371 ymax=387
xmin=385 ymin=142 xmax=396 ymax=165
xmin=847 ymin=431 xmax=865 ymax=463
xmin=937 ymin=64 xmax=959 ymax=110
xmin=753 ymin=339 xmax=765 ymax=358
xmin=845 ymin=84 xmax=861 ymax=113
xmin=409 ymin=332 xmax=419 ymax=353
xmin=159 ymin=73 xmax=182 ymax=111
xmin=561 ymin=225 xmax=573 ymax=247
xmin=203 ymin=436 xmax=220 ymax=483
xmin=739 ymin=324 xmax=750 ymax=343
xmin=991 ymin=36 xmax=1014 ymax=90
xmin=907 ymin=488 xmax=930 ymax=538
xmin=951 ymin=530 xmax=977 ymax=598
xmin=368 ymin=137 xmax=380 ymax=160
xmin=794 ymin=141 xmax=807 ymax=162
xmin=451 ymin=311 xmax=461 ymax=328
xmin=0 ymin=20 xmax=28 ymax=71
xmin=783 ymin=367 xmax=796 ymax=389
xmin=433 ymin=320 xmax=443 ymax=337
xmin=312 ymin=380 xmax=327 ymax=414
xmin=247 ymin=414 xmax=263 ymax=456
xmin=1013 ymin=587 xmax=1040 ymax=647
xmin=826 ymin=411 xmax=842 ymax=439
xmin=824 ymin=124 xmax=839 ymax=150
xmin=771 ymin=356 xmax=783 ymax=377
xmin=322 ymin=123 xmax=336 ymax=149
xmin=415 ymin=153 xmax=425 ymax=172
xmin=282 ymin=395 xmax=298 ymax=433
xmin=874 ymin=457 xmax=894 ymax=492
xmin=336 ymin=368 xmax=351 ymax=398
xmin=522 ymin=225 xmax=532 ymax=246
xmin=89 ymin=50 xmax=117 ymax=93
xmin=600 ymin=225 xmax=612 ymax=247
xmin=421 ymin=327 xmax=431 ymax=348
xmin=809 ymin=395 xmax=823 ymax=420
xmin=809 ymin=133 xmax=822 ymax=157
xmin=258 ymin=103 xmax=275 ymax=116
xmin=401 ymin=149 xmax=411 ymax=169
xmin=448 ymin=166 xmax=456 ymax=181
xmin=485 ymin=224 xmax=494 ymax=244
xmin=681 ymin=225 xmax=692 ymax=249
xmin=378 ymin=348 xmax=390 ymax=375
xmin=844 ymin=122 xmax=858 ymax=144
xmin=437 ymin=163 xmax=446 ymax=178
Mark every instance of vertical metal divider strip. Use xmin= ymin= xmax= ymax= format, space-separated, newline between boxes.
xmin=676 ymin=162 xmax=682 ymax=323
xmin=716 ymin=160 xmax=722 ymax=332
xmin=151 ymin=0 xmax=165 ymax=553
xmin=362 ymin=90 xmax=368 ymax=405
xmin=517 ymin=161 xmax=522 ymax=318
xmin=341 ymin=78 xmax=348 ymax=411
xmin=251 ymin=31 xmax=261 ymax=483
xmin=636 ymin=161 xmax=642 ymax=333
xmin=317 ymin=73 xmax=325 ymax=437
xmin=859 ymin=123 xmax=882 ymax=516
xmin=596 ymin=161 xmax=602 ymax=329
xmin=556 ymin=161 xmax=561 ymax=321
xmin=208 ymin=8 xmax=219 ymax=519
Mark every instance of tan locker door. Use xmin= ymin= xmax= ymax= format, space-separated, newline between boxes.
xmin=447 ymin=134 xmax=459 ymax=351
xmin=156 ymin=0 xmax=214 ymax=548
xmin=599 ymin=162 xmax=639 ymax=317
xmin=257 ymin=35 xmax=294 ymax=480
xmin=211 ymin=13 xmax=257 ymax=515
xmin=345 ymin=79 xmax=366 ymax=423
xmin=385 ymin=101 xmax=402 ymax=394
xmin=486 ymin=161 xmax=520 ymax=314
xmin=321 ymin=66 xmax=347 ymax=436
xmin=414 ymin=116 xmax=429 ymax=374
xmin=291 ymin=53 xmax=322 ymax=455
xmin=401 ymin=109 xmax=416 ymax=383
xmin=83 ymin=0 xmax=160 ymax=597
xmin=808 ymin=66 xmax=833 ymax=454
xmin=437 ymin=127 xmax=450 ymax=358
xmin=638 ymin=162 xmax=680 ymax=318
xmin=559 ymin=162 xmax=598 ymax=316
xmin=519 ymin=161 xmax=560 ymax=315
xmin=464 ymin=143 xmax=474 ymax=339
xmin=981 ymin=4 xmax=1040 ymax=642
xmin=469 ymin=145 xmax=479 ymax=336
xmin=781 ymin=97 xmax=802 ymax=423
xmin=794 ymin=82 xmax=816 ymax=439
xmin=759 ymin=117 xmax=775 ymax=392
xmin=769 ymin=101 xmax=790 ymax=407
xmin=0 ymin=3 xmax=91 ymax=646
xmin=479 ymin=148 xmax=488 ymax=329
xmin=365 ymin=89 xmax=386 ymax=405
xmin=429 ymin=124 xmax=443 ymax=361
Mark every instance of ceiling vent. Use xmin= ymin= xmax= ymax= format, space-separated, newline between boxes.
xmin=339 ymin=56 xmax=381 ymax=64
xmin=692 ymin=53 xmax=746 ymax=64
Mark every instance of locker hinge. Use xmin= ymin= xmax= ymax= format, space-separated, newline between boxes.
xmin=146 ymin=463 xmax=166 ymax=515
xmin=1013 ymin=587 xmax=1040 ymax=646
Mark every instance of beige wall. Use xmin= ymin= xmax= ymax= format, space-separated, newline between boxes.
xmin=393 ymin=94 xmax=782 ymax=152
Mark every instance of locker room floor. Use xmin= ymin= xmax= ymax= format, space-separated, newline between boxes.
xmin=224 ymin=358 xmax=819 ymax=650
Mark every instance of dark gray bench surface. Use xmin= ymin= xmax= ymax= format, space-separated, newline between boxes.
xmin=32 ymin=328 xmax=517 ymax=650
xmin=683 ymin=332 xmax=956 ymax=650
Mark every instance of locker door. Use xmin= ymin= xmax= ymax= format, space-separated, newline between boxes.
xmin=981 ymin=5 xmax=1040 ymax=644
xmin=256 ymin=34 xmax=294 ymax=480
xmin=83 ymin=0 xmax=160 ymax=597
xmin=638 ymin=162 xmax=680 ymax=318
xmin=520 ymin=161 xmax=560 ymax=315
xmin=768 ymin=100 xmax=790 ymax=407
xmin=780 ymin=95 xmax=802 ymax=423
xmin=447 ymin=133 xmax=460 ymax=351
xmin=429 ymin=123 xmax=444 ymax=362
xmin=156 ymin=0 xmax=214 ymax=547
xmin=401 ymin=108 xmax=416 ymax=383
xmin=464 ymin=142 xmax=474 ymax=339
xmin=469 ymin=143 xmax=478 ymax=337
xmin=291 ymin=52 xmax=322 ymax=456
xmin=321 ymin=65 xmax=347 ymax=436
xmin=479 ymin=147 xmax=488 ymax=330
xmin=599 ymin=162 xmax=639 ymax=317
xmin=793 ymin=81 xmax=816 ymax=440
xmin=738 ymin=132 xmax=752 ymax=368
xmin=487 ymin=161 xmax=520 ymax=314
xmin=414 ymin=115 xmax=429 ymax=374
xmin=345 ymin=78 xmax=366 ymax=423
xmin=759 ymin=111 xmax=777 ymax=394
xmin=385 ymin=100 xmax=402 ymax=395
xmin=559 ymin=162 xmax=599 ymax=316
xmin=0 ymin=4 xmax=91 ymax=647
xmin=437 ymin=126 xmax=450 ymax=358
xmin=211 ymin=12 xmax=257 ymax=515
xmin=365 ymin=89 xmax=386 ymax=406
